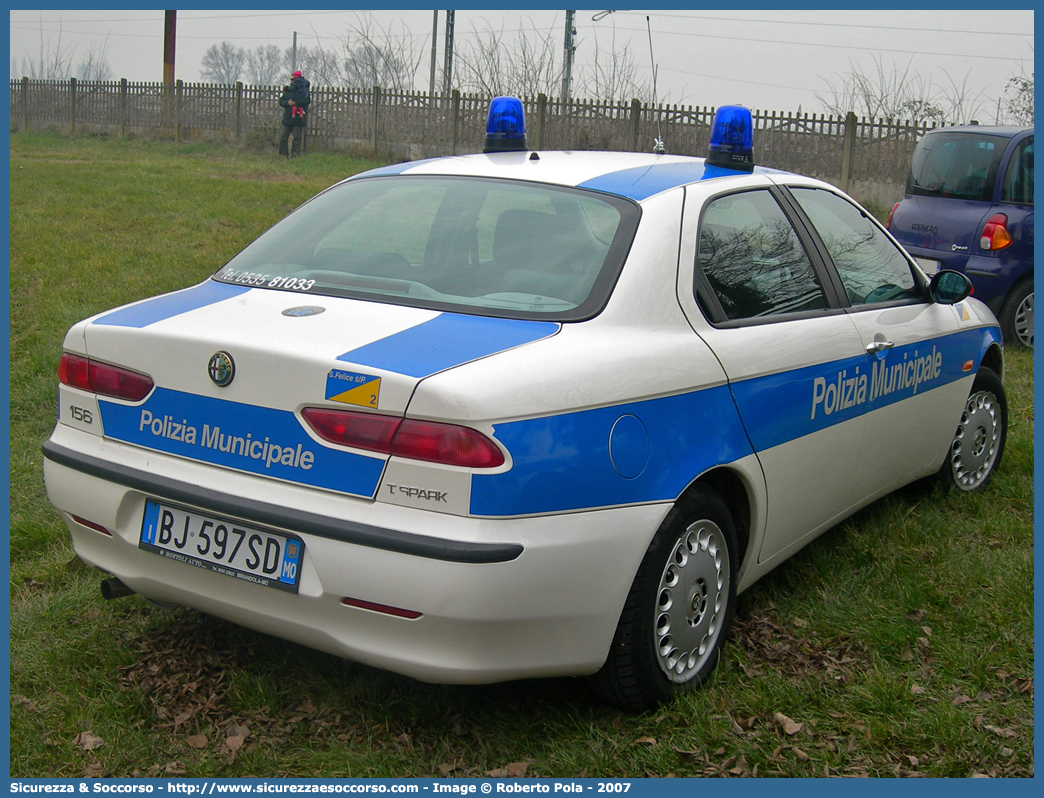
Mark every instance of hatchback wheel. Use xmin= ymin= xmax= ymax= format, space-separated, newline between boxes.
xmin=1000 ymin=279 xmax=1033 ymax=349
xmin=939 ymin=367 xmax=1007 ymax=492
xmin=591 ymin=486 xmax=737 ymax=711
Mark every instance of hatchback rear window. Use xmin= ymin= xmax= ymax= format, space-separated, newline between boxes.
xmin=906 ymin=131 xmax=1008 ymax=202
xmin=213 ymin=176 xmax=640 ymax=321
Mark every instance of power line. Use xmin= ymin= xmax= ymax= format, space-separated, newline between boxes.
xmin=600 ymin=21 xmax=1032 ymax=63
xmin=618 ymin=10 xmax=1034 ymax=39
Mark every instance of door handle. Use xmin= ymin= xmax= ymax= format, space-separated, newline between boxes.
xmin=866 ymin=340 xmax=895 ymax=354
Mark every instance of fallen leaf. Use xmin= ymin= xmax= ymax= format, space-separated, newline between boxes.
xmin=13 ymin=695 xmax=38 ymax=712
xmin=226 ymin=723 xmax=250 ymax=739
xmin=793 ymin=617 xmax=808 ymax=628
xmin=81 ymin=762 xmax=103 ymax=778
xmin=225 ymin=735 xmax=246 ymax=752
xmin=486 ymin=763 xmax=529 ymax=778
xmin=635 ymin=736 xmax=657 ymax=746
xmin=74 ymin=731 xmax=104 ymax=751
xmin=984 ymin=725 xmax=1017 ymax=739
xmin=952 ymin=694 xmax=974 ymax=706
xmin=437 ymin=763 xmax=457 ymax=775
xmin=186 ymin=734 xmax=208 ymax=750
xmin=792 ymin=747 xmax=809 ymax=761
xmin=906 ymin=755 xmax=919 ymax=767
xmin=910 ymin=684 xmax=926 ymax=695
xmin=916 ymin=637 xmax=931 ymax=650
xmin=774 ymin=712 xmax=803 ymax=735
xmin=906 ymin=610 xmax=925 ymax=622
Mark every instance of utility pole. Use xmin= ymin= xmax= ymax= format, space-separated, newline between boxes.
xmin=561 ymin=10 xmax=576 ymax=102
xmin=429 ymin=11 xmax=438 ymax=98
xmin=163 ymin=10 xmax=176 ymax=84
xmin=443 ymin=10 xmax=455 ymax=95
xmin=292 ymin=31 xmax=298 ymax=72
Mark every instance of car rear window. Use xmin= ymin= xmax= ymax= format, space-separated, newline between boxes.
xmin=906 ymin=131 xmax=1008 ymax=202
xmin=213 ymin=176 xmax=640 ymax=321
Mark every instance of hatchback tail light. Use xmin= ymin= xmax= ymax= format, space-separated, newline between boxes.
xmin=58 ymin=353 xmax=154 ymax=401
xmin=980 ymin=213 xmax=1014 ymax=250
xmin=302 ymin=407 xmax=505 ymax=468
xmin=886 ymin=202 xmax=900 ymax=229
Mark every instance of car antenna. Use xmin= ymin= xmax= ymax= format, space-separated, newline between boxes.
xmin=647 ymin=15 xmax=665 ymax=154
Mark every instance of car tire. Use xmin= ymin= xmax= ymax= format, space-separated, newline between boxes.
xmin=999 ymin=278 xmax=1033 ymax=349
xmin=937 ymin=367 xmax=1007 ymax=492
xmin=590 ymin=486 xmax=737 ymax=711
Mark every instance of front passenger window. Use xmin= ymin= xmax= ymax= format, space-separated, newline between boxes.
xmin=791 ymin=188 xmax=919 ymax=306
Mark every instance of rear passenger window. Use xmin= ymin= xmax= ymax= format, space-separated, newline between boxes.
xmin=791 ymin=188 xmax=920 ymax=307
xmin=696 ymin=190 xmax=827 ymax=320
xmin=1002 ymin=138 xmax=1034 ymax=205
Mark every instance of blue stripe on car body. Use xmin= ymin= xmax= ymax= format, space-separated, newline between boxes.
xmin=471 ymin=328 xmax=995 ymax=517
xmin=730 ymin=329 xmax=992 ymax=453
xmin=93 ymin=328 xmax=996 ymax=517
xmin=98 ymin=387 xmax=386 ymax=498
xmin=338 ymin=313 xmax=560 ymax=378
xmin=94 ymin=281 xmax=250 ymax=328
xmin=578 ymin=162 xmax=792 ymax=201
xmin=471 ymin=384 xmax=752 ymax=516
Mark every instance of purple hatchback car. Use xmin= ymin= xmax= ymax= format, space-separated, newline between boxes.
xmin=888 ymin=125 xmax=1034 ymax=348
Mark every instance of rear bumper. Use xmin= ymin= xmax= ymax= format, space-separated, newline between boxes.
xmin=43 ymin=425 xmax=669 ymax=684
xmin=904 ymin=246 xmax=1032 ymax=311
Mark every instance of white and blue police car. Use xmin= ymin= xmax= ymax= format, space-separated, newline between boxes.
xmin=43 ymin=99 xmax=1006 ymax=710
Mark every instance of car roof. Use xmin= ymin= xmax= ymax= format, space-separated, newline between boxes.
xmin=352 ymin=150 xmax=796 ymax=202
xmin=923 ymin=125 xmax=1033 ymax=138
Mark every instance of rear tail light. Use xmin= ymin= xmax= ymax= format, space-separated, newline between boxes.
xmin=886 ymin=202 xmax=900 ymax=229
xmin=393 ymin=419 xmax=505 ymax=468
xmin=58 ymin=353 xmax=154 ymax=401
xmin=300 ymin=407 xmax=400 ymax=454
xmin=302 ymin=407 xmax=505 ymax=468
xmin=980 ymin=213 xmax=1014 ymax=250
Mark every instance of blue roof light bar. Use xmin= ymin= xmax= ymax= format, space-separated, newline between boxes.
xmin=483 ymin=96 xmax=527 ymax=153
xmin=706 ymin=105 xmax=755 ymax=172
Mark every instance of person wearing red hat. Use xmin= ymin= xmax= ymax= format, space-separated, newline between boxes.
xmin=278 ymin=70 xmax=311 ymax=158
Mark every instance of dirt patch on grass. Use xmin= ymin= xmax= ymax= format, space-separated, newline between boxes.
xmin=730 ymin=608 xmax=871 ymax=683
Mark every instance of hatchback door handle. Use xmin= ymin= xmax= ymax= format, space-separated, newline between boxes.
xmin=866 ymin=340 xmax=895 ymax=354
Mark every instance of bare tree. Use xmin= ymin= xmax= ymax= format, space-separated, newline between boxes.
xmin=456 ymin=19 xmax=559 ymax=98
xmin=935 ymin=71 xmax=988 ymax=125
xmin=817 ymin=56 xmax=944 ymax=121
xmin=284 ymin=43 xmax=344 ymax=87
xmin=20 ymin=20 xmax=76 ymax=79
xmin=338 ymin=16 xmax=423 ymax=90
xmin=76 ymin=39 xmax=112 ymax=82
xmin=200 ymin=41 xmax=246 ymax=84
xmin=1004 ymin=65 xmax=1034 ymax=124
xmin=246 ymin=44 xmax=283 ymax=86
xmin=576 ymin=24 xmax=651 ymax=101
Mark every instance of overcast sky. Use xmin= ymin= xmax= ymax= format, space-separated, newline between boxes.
xmin=8 ymin=8 xmax=1035 ymax=120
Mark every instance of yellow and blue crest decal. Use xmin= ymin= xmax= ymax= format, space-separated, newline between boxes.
xmin=326 ymin=369 xmax=381 ymax=409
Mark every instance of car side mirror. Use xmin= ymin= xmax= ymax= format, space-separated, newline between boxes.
xmin=929 ymin=269 xmax=973 ymax=305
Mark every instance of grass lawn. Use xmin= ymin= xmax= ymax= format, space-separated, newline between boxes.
xmin=8 ymin=133 xmax=1034 ymax=778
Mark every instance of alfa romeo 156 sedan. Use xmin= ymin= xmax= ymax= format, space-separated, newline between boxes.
xmin=43 ymin=101 xmax=1006 ymax=710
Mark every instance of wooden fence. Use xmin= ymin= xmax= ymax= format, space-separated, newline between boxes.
xmin=10 ymin=78 xmax=935 ymax=206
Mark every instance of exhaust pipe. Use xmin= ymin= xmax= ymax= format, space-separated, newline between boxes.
xmin=100 ymin=577 xmax=135 ymax=600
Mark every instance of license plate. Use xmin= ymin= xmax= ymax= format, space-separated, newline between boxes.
xmin=140 ymin=500 xmax=303 ymax=593
xmin=914 ymin=257 xmax=941 ymax=275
